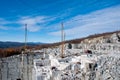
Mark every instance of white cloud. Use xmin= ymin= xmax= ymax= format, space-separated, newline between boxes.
xmin=19 ymin=16 xmax=45 ymax=24
xmin=0 ymin=26 xmax=8 ymax=30
xmin=0 ymin=16 xmax=47 ymax=32
xmin=18 ymin=16 xmax=46 ymax=32
xmin=0 ymin=15 xmax=56 ymax=32
xmin=0 ymin=18 xmax=10 ymax=25
xmin=49 ymin=5 xmax=120 ymax=40
xmin=0 ymin=18 xmax=10 ymax=30
xmin=0 ymin=18 xmax=20 ymax=30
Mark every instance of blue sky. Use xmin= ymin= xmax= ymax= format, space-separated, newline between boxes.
xmin=0 ymin=0 xmax=120 ymax=43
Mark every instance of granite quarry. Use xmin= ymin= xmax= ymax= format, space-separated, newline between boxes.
xmin=0 ymin=31 xmax=120 ymax=80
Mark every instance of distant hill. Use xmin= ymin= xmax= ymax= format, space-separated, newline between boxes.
xmin=0 ymin=41 xmax=44 ymax=48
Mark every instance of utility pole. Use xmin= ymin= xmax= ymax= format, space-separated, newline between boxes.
xmin=21 ymin=51 xmax=24 ymax=80
xmin=21 ymin=24 xmax=27 ymax=80
xmin=25 ymin=24 xmax=29 ymax=80
xmin=25 ymin=24 xmax=27 ymax=51
xmin=61 ymin=22 xmax=64 ymax=58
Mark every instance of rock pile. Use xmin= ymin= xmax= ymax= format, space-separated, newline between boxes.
xmin=0 ymin=32 xmax=120 ymax=80
xmin=96 ymin=54 xmax=120 ymax=80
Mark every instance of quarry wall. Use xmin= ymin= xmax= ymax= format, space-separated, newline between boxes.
xmin=0 ymin=32 xmax=120 ymax=80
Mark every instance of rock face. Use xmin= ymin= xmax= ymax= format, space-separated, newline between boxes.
xmin=0 ymin=32 xmax=120 ymax=80
xmin=0 ymin=54 xmax=34 ymax=80
xmin=97 ymin=55 xmax=120 ymax=80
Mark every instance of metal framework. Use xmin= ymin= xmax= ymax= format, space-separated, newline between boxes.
xmin=61 ymin=22 xmax=65 ymax=58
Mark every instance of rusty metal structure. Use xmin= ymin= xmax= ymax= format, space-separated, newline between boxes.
xmin=61 ymin=22 xmax=64 ymax=58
